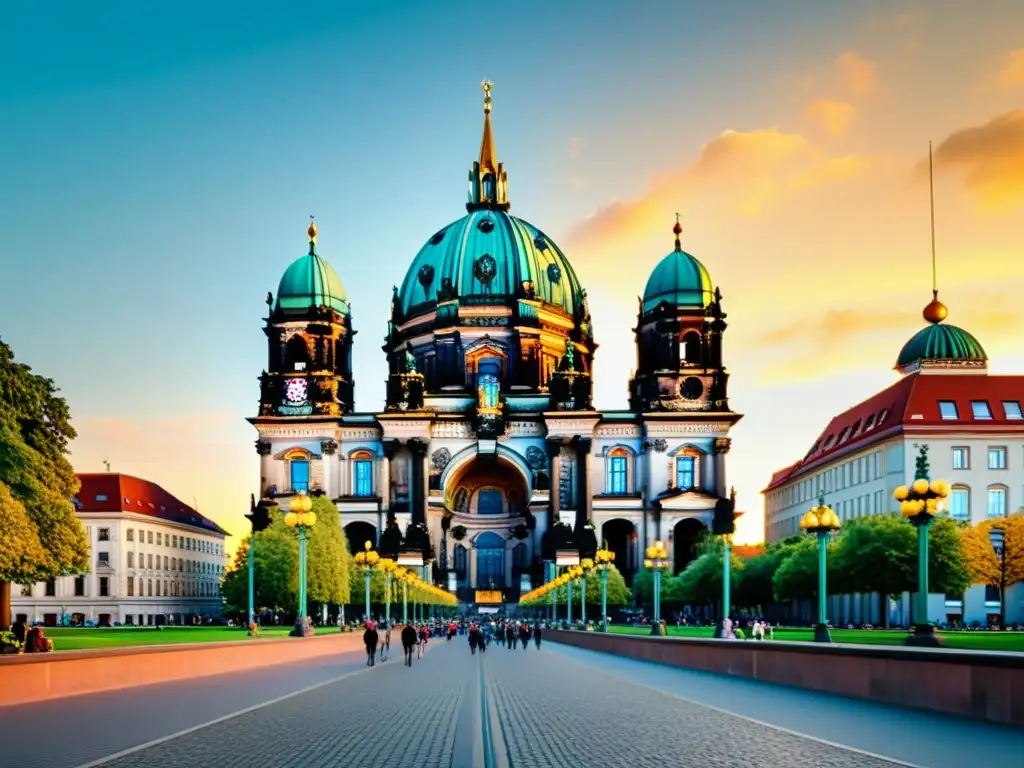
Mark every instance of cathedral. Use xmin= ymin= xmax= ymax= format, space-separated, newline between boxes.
xmin=249 ymin=83 xmax=742 ymax=607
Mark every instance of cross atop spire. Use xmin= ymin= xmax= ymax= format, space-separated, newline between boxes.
xmin=672 ymin=213 xmax=682 ymax=252
xmin=467 ymin=80 xmax=510 ymax=212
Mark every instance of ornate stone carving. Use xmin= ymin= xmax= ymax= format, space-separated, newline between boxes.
xmin=431 ymin=448 xmax=452 ymax=471
xmin=320 ymin=439 xmax=338 ymax=455
xmin=431 ymin=421 xmax=473 ymax=438
xmin=255 ymin=440 xmax=272 ymax=455
xmin=559 ymin=449 xmax=574 ymax=508
xmin=644 ymin=422 xmax=730 ymax=437
xmin=525 ymin=445 xmax=546 ymax=471
xmin=643 ymin=438 xmax=668 ymax=453
xmin=713 ymin=437 xmax=732 ymax=454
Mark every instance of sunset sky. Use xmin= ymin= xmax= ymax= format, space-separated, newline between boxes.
xmin=3 ymin=1 xmax=1023 ymax=551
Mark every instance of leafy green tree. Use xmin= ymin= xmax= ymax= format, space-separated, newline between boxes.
xmin=666 ymin=546 xmax=742 ymax=609
xmin=307 ymin=496 xmax=351 ymax=606
xmin=631 ymin=568 xmax=654 ymax=607
xmin=222 ymin=511 xmax=298 ymax=613
xmin=0 ymin=339 xmax=89 ymax=628
xmin=927 ymin=515 xmax=972 ymax=596
xmin=772 ymin=536 xmax=832 ymax=602
xmin=583 ymin=565 xmax=630 ymax=608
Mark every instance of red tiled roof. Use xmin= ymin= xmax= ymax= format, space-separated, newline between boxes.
xmin=762 ymin=372 xmax=1024 ymax=492
xmin=73 ymin=473 xmax=229 ymax=536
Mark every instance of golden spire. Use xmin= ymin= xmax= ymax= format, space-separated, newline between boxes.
xmin=307 ymin=215 xmax=317 ymax=252
xmin=672 ymin=213 xmax=682 ymax=252
xmin=479 ymin=80 xmax=498 ymax=172
xmin=922 ymin=141 xmax=947 ymax=324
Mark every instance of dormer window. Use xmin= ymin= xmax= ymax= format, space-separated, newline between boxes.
xmin=971 ymin=400 xmax=992 ymax=420
xmin=865 ymin=414 xmax=875 ymax=430
xmin=938 ymin=401 xmax=959 ymax=420
xmin=823 ymin=434 xmax=836 ymax=449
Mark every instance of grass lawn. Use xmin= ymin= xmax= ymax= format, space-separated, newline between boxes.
xmin=608 ymin=624 xmax=1024 ymax=652
xmin=43 ymin=625 xmax=339 ymax=652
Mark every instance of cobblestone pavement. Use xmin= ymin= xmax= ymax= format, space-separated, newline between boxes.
xmin=92 ymin=644 xmax=473 ymax=768
xmin=484 ymin=645 xmax=906 ymax=768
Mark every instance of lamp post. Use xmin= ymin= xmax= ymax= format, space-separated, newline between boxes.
xmin=594 ymin=543 xmax=614 ymax=632
xmin=893 ymin=444 xmax=950 ymax=646
xmin=988 ymin=526 xmax=1007 ymax=627
xmin=284 ymin=492 xmax=317 ymax=637
xmin=379 ymin=558 xmax=396 ymax=627
xmin=397 ymin=568 xmax=410 ymax=623
xmin=353 ymin=541 xmax=379 ymax=621
xmin=580 ymin=558 xmax=594 ymax=626
xmin=799 ymin=494 xmax=841 ymax=643
xmin=644 ymin=540 xmax=669 ymax=635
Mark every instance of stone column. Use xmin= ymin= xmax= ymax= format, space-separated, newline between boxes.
xmin=713 ymin=438 xmax=731 ymax=498
xmin=546 ymin=438 xmax=562 ymax=522
xmin=320 ymin=440 xmax=337 ymax=499
xmin=574 ymin=436 xmax=592 ymax=530
xmin=382 ymin=439 xmax=400 ymax=511
xmin=407 ymin=438 xmax=428 ymax=526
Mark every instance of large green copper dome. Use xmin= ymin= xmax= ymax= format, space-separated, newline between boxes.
xmin=896 ymin=323 xmax=987 ymax=369
xmin=276 ymin=229 xmax=350 ymax=316
xmin=397 ymin=210 xmax=585 ymax=319
xmin=642 ymin=249 xmax=714 ymax=313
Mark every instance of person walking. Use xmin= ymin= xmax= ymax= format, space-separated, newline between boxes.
xmin=505 ymin=623 xmax=516 ymax=649
xmin=380 ymin=622 xmax=392 ymax=662
xmin=468 ymin=624 xmax=479 ymax=654
xmin=363 ymin=620 xmax=379 ymax=667
xmin=533 ymin=623 xmax=542 ymax=649
xmin=519 ymin=623 xmax=530 ymax=650
xmin=417 ymin=624 xmax=428 ymax=659
xmin=401 ymin=623 xmax=418 ymax=667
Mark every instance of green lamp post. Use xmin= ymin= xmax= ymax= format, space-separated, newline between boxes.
xmin=566 ymin=566 xmax=582 ymax=625
xmin=284 ymin=492 xmax=317 ymax=637
xmin=644 ymin=540 xmax=669 ymax=635
xmin=378 ymin=558 xmax=396 ymax=627
xmin=799 ymin=495 xmax=841 ymax=643
xmin=579 ymin=558 xmax=594 ymax=625
xmin=353 ymin=541 xmax=380 ymax=620
xmin=594 ymin=543 xmax=615 ymax=632
xmin=893 ymin=444 xmax=950 ymax=647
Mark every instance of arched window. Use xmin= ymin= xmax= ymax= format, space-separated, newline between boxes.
xmin=477 ymin=489 xmax=504 ymax=515
xmin=949 ymin=485 xmax=970 ymax=521
xmin=285 ymin=335 xmax=310 ymax=371
xmin=287 ymin=454 xmax=309 ymax=493
xmin=987 ymin=485 xmax=1008 ymax=518
xmin=607 ymin=447 xmax=630 ymax=495
xmin=453 ymin=544 xmax=468 ymax=579
xmin=351 ymin=450 xmax=374 ymax=497
xmin=682 ymin=331 xmax=702 ymax=365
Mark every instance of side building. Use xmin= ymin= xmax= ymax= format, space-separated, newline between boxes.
xmin=763 ymin=294 xmax=1024 ymax=625
xmin=12 ymin=473 xmax=229 ymax=627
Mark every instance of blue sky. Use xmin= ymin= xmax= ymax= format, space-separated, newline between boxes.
xmin=3 ymin=1 xmax=1023 ymax=544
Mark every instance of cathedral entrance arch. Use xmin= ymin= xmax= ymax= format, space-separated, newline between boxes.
xmin=474 ymin=531 xmax=506 ymax=590
xmin=441 ymin=446 xmax=532 ymax=517
xmin=601 ymin=518 xmax=637 ymax=584
xmin=344 ymin=521 xmax=377 ymax=554
xmin=673 ymin=518 xmax=706 ymax=574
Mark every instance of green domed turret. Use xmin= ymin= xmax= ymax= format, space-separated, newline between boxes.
xmin=641 ymin=218 xmax=714 ymax=313
xmin=895 ymin=292 xmax=987 ymax=372
xmin=275 ymin=220 xmax=350 ymax=316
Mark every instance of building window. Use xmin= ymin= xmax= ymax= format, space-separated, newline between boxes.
xmin=477 ymin=489 xmax=504 ymax=515
xmin=354 ymin=459 xmax=373 ymax=497
xmin=147 ymin=531 xmax=153 ymax=544
xmin=45 ymin=579 xmax=56 ymax=597
xmin=949 ymin=487 xmax=970 ymax=521
xmin=952 ymin=447 xmax=970 ymax=470
xmin=126 ymin=528 xmax=134 ymax=542
xmin=147 ymin=553 xmax=153 ymax=569
xmin=156 ymin=532 xmax=162 ymax=546
xmin=127 ymin=552 xmax=134 ymax=568
xmin=676 ymin=456 xmax=695 ymax=489
xmin=74 ymin=576 xmax=85 ymax=596
xmin=938 ymin=401 xmax=958 ymax=420
xmin=99 ymin=577 xmax=109 ymax=597
xmin=290 ymin=459 xmax=310 ymax=493
xmin=97 ymin=552 xmax=109 ymax=566
xmin=971 ymin=400 xmax=992 ymax=419
xmin=127 ymin=577 xmax=134 ymax=597
xmin=988 ymin=447 xmax=1007 ymax=470
xmin=98 ymin=528 xmax=110 ymax=542
xmin=985 ymin=585 xmax=1000 ymax=602
xmin=607 ymin=451 xmax=628 ymax=495
xmin=1002 ymin=401 xmax=1022 ymax=419
xmin=987 ymin=486 xmax=1007 ymax=518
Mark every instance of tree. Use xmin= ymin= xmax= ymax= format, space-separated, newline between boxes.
xmin=927 ymin=515 xmax=972 ymax=597
xmin=735 ymin=535 xmax=804 ymax=609
xmin=583 ymin=565 xmax=630 ymax=608
xmin=666 ymin=545 xmax=742 ymax=609
xmin=306 ymin=496 xmax=351 ymax=607
xmin=631 ymin=568 xmax=654 ymax=607
xmin=772 ymin=536 xmax=830 ymax=603
xmin=962 ymin=515 xmax=1024 ymax=593
xmin=0 ymin=338 xmax=89 ymax=628
xmin=222 ymin=511 xmax=298 ymax=613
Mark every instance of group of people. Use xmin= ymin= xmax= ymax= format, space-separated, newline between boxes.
xmin=362 ymin=620 xmax=431 ymax=667
xmin=465 ymin=621 xmax=542 ymax=654
xmin=8 ymin=619 xmax=53 ymax=653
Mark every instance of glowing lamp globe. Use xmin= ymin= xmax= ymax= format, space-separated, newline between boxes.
xmin=284 ymin=511 xmax=298 ymax=528
xmin=893 ymin=486 xmax=909 ymax=501
xmin=912 ymin=478 xmax=930 ymax=495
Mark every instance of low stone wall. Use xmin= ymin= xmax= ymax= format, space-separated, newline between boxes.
xmin=0 ymin=632 xmax=365 ymax=708
xmin=547 ymin=630 xmax=1024 ymax=726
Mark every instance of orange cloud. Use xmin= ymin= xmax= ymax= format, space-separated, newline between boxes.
xmin=998 ymin=50 xmax=1024 ymax=87
xmin=836 ymin=51 xmax=876 ymax=95
xmin=930 ymin=109 xmax=1024 ymax=212
xmin=804 ymin=99 xmax=858 ymax=137
xmin=566 ymin=127 xmax=868 ymax=249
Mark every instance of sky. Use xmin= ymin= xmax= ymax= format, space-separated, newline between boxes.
xmin=3 ymin=0 xmax=1023 ymax=552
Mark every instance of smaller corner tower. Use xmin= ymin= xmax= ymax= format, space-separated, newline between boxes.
xmin=628 ymin=216 xmax=731 ymax=413
xmin=257 ymin=217 xmax=356 ymax=418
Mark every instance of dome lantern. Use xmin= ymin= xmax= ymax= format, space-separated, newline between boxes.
xmin=467 ymin=80 xmax=510 ymax=213
xmin=275 ymin=218 xmax=350 ymax=317
xmin=640 ymin=217 xmax=715 ymax=313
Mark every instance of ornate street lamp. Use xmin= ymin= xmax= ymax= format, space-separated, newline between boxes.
xmin=799 ymin=495 xmax=841 ymax=643
xmin=378 ymin=558 xmax=396 ymax=627
xmin=893 ymin=444 xmax=950 ymax=646
xmin=988 ymin=526 xmax=1007 ymax=627
xmin=594 ymin=543 xmax=615 ymax=632
xmin=284 ymin=492 xmax=317 ymax=637
xmin=580 ymin=558 xmax=594 ymax=626
xmin=567 ymin=566 xmax=584 ymax=625
xmin=644 ymin=540 xmax=670 ymax=635
xmin=353 ymin=541 xmax=380 ymax=620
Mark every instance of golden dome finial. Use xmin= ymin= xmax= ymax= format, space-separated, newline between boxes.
xmin=672 ymin=213 xmax=682 ymax=252
xmin=481 ymin=79 xmax=493 ymax=113
xmin=923 ymin=289 xmax=947 ymax=324
xmin=307 ymin=215 xmax=317 ymax=244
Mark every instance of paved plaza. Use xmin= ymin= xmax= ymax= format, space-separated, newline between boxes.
xmin=2 ymin=640 xmax=1021 ymax=768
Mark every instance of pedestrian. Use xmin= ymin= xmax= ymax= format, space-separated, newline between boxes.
xmin=380 ymin=622 xmax=392 ymax=661
xmin=417 ymin=624 xmax=428 ymax=659
xmin=401 ymin=623 xmax=417 ymax=666
xmin=468 ymin=624 xmax=479 ymax=654
xmin=533 ymin=624 xmax=542 ymax=649
xmin=519 ymin=623 xmax=530 ymax=649
xmin=362 ymin=620 xmax=378 ymax=667
xmin=505 ymin=623 xmax=516 ymax=649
